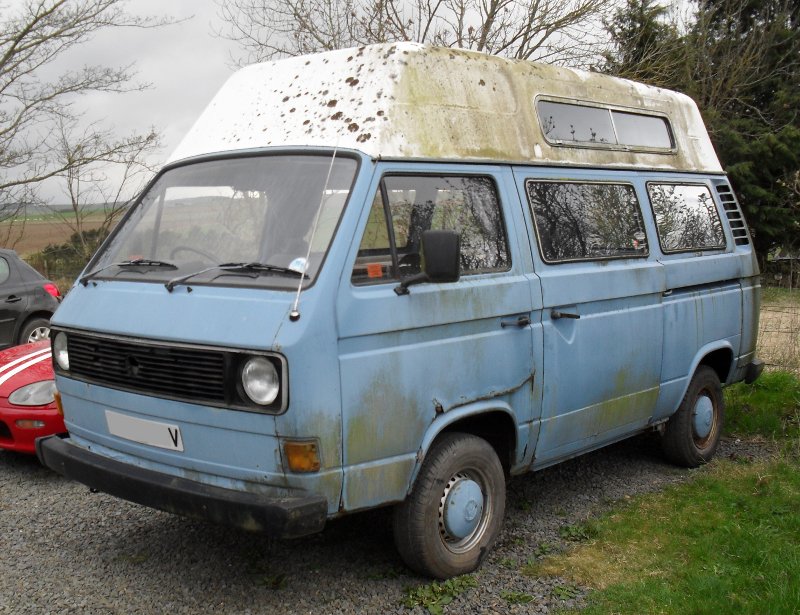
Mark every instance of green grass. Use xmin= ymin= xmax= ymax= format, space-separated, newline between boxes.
xmin=762 ymin=286 xmax=800 ymax=305
xmin=531 ymin=458 xmax=800 ymax=614
xmin=725 ymin=371 xmax=800 ymax=440
xmin=529 ymin=371 xmax=800 ymax=614
xmin=402 ymin=575 xmax=477 ymax=614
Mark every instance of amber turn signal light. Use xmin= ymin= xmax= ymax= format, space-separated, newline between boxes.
xmin=54 ymin=391 xmax=64 ymax=417
xmin=283 ymin=440 xmax=321 ymax=473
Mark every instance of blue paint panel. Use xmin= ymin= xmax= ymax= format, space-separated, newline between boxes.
xmin=660 ymin=283 xmax=742 ymax=382
xmin=738 ymin=277 xmax=761 ymax=368
xmin=512 ymin=166 xmax=665 ymax=463
xmin=336 ymin=163 xmax=541 ymax=512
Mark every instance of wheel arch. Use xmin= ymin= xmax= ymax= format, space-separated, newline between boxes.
xmin=14 ymin=310 xmax=54 ymax=343
xmin=410 ymin=402 xmax=518 ymax=489
xmin=698 ymin=346 xmax=735 ymax=385
xmin=668 ymin=341 xmax=734 ymax=420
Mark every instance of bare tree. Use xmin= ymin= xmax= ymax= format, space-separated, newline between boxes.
xmin=49 ymin=117 xmax=159 ymax=258
xmin=216 ymin=0 xmax=614 ymax=67
xmin=0 ymin=0 xmax=170 ymax=245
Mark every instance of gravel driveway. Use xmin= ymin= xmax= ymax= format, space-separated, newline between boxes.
xmin=0 ymin=435 xmax=772 ymax=615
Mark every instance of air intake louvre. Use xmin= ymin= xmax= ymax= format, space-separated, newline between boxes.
xmin=715 ymin=183 xmax=751 ymax=246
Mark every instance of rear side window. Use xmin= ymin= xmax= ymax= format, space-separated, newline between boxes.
xmin=526 ymin=181 xmax=648 ymax=263
xmin=352 ymin=175 xmax=510 ymax=284
xmin=647 ymin=183 xmax=725 ymax=252
xmin=0 ymin=257 xmax=9 ymax=284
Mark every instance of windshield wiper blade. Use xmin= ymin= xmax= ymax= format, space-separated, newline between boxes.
xmin=80 ymin=259 xmax=178 ymax=286
xmin=218 ymin=262 xmax=308 ymax=277
xmin=165 ymin=261 xmax=307 ymax=293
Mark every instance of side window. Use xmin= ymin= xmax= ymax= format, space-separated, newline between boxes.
xmin=352 ymin=175 xmax=510 ymax=285
xmin=0 ymin=257 xmax=9 ymax=285
xmin=536 ymin=100 xmax=674 ymax=151
xmin=648 ymin=184 xmax=725 ymax=252
xmin=526 ymin=181 xmax=648 ymax=263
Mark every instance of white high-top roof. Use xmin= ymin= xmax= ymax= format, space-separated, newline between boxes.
xmin=169 ymin=43 xmax=723 ymax=173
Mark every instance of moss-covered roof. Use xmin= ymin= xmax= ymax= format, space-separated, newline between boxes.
xmin=169 ymin=43 xmax=722 ymax=174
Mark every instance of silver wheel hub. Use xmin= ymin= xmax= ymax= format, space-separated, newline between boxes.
xmin=28 ymin=327 xmax=50 ymax=343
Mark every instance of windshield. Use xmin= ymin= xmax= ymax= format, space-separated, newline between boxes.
xmin=91 ymin=154 xmax=358 ymax=289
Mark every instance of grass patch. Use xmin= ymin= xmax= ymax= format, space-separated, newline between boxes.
xmin=528 ymin=457 xmax=800 ymax=614
xmin=725 ymin=371 xmax=800 ymax=440
xmin=761 ymin=286 xmax=800 ymax=306
xmin=402 ymin=575 xmax=477 ymax=614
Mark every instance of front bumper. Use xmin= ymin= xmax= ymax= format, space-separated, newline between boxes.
xmin=744 ymin=359 xmax=765 ymax=384
xmin=0 ymin=404 xmax=65 ymax=455
xmin=36 ymin=435 xmax=327 ymax=538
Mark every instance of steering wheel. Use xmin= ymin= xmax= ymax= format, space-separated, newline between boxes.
xmin=170 ymin=246 xmax=219 ymax=263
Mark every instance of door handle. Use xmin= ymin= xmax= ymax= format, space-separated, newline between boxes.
xmin=5 ymin=295 xmax=22 ymax=303
xmin=501 ymin=316 xmax=531 ymax=328
xmin=551 ymin=310 xmax=580 ymax=320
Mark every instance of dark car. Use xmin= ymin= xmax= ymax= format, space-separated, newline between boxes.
xmin=0 ymin=249 xmax=61 ymax=349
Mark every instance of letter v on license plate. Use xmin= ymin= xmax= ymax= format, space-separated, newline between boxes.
xmin=105 ymin=410 xmax=184 ymax=452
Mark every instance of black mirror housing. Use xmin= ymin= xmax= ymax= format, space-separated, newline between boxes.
xmin=421 ymin=230 xmax=460 ymax=282
xmin=395 ymin=229 xmax=460 ymax=295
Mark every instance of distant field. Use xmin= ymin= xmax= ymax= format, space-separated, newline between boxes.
xmin=0 ymin=211 xmax=107 ymax=257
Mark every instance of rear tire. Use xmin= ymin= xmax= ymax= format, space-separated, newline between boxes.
xmin=662 ymin=366 xmax=724 ymax=467
xmin=393 ymin=432 xmax=506 ymax=579
xmin=18 ymin=317 xmax=51 ymax=345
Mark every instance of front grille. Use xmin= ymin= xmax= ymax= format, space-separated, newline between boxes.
xmin=60 ymin=331 xmax=287 ymax=413
xmin=0 ymin=420 xmax=12 ymax=441
xmin=66 ymin=333 xmax=228 ymax=406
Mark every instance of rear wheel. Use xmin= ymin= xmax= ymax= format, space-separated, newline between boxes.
xmin=18 ymin=317 xmax=50 ymax=345
xmin=393 ymin=432 xmax=506 ymax=579
xmin=662 ymin=366 xmax=724 ymax=467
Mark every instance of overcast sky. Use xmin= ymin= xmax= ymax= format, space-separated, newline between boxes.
xmin=75 ymin=0 xmax=239 ymax=159
xmin=13 ymin=0 xmax=242 ymax=201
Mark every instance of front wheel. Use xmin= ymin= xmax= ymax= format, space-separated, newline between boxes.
xmin=661 ymin=365 xmax=724 ymax=467
xmin=393 ymin=432 xmax=506 ymax=579
xmin=18 ymin=317 xmax=51 ymax=345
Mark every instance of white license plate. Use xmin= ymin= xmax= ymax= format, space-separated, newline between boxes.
xmin=105 ymin=410 xmax=184 ymax=452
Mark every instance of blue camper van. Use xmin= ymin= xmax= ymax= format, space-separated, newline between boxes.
xmin=38 ymin=43 xmax=763 ymax=579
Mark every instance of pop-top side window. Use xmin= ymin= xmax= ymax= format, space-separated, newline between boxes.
xmin=611 ymin=111 xmax=673 ymax=149
xmin=648 ymin=183 xmax=726 ymax=253
xmin=352 ymin=175 xmax=510 ymax=285
xmin=537 ymin=100 xmax=674 ymax=151
xmin=526 ymin=181 xmax=649 ymax=263
xmin=538 ymin=101 xmax=616 ymax=145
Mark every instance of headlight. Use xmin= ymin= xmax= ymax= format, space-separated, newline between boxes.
xmin=53 ymin=332 xmax=69 ymax=370
xmin=240 ymin=357 xmax=280 ymax=405
xmin=9 ymin=380 xmax=57 ymax=406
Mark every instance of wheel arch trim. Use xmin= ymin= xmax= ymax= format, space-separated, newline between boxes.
xmin=408 ymin=401 xmax=519 ymax=491
xmin=673 ymin=341 xmax=734 ymax=416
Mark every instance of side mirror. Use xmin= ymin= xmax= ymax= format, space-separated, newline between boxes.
xmin=395 ymin=230 xmax=460 ymax=295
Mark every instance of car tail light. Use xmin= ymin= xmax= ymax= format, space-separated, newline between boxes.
xmin=43 ymin=283 xmax=61 ymax=299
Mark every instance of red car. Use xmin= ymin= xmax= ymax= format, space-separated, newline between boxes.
xmin=0 ymin=341 xmax=63 ymax=454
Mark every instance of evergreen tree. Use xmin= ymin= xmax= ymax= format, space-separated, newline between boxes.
xmin=602 ymin=0 xmax=800 ymax=261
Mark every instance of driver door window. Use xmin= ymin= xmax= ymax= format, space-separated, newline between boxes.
xmin=352 ymin=175 xmax=510 ymax=285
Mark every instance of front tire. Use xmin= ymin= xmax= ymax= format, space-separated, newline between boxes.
xmin=393 ymin=432 xmax=506 ymax=579
xmin=662 ymin=366 xmax=724 ymax=467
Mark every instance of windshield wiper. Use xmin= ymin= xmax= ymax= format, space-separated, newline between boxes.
xmin=80 ymin=259 xmax=178 ymax=286
xmin=165 ymin=261 xmax=307 ymax=292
